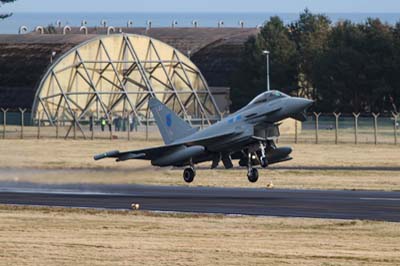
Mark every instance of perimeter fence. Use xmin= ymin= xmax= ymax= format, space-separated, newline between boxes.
xmin=279 ymin=112 xmax=399 ymax=145
xmin=0 ymin=109 xmax=399 ymax=145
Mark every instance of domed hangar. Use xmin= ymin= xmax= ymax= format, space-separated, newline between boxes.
xmin=32 ymin=34 xmax=221 ymax=127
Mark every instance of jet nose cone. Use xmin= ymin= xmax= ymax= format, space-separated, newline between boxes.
xmin=293 ymin=98 xmax=313 ymax=111
xmin=286 ymin=97 xmax=314 ymax=122
xmin=302 ymin=98 xmax=314 ymax=109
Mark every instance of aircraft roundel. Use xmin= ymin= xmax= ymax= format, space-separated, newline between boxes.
xmin=166 ymin=113 xmax=172 ymax=127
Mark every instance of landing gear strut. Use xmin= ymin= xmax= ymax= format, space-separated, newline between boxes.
xmin=259 ymin=142 xmax=268 ymax=169
xmin=247 ymin=152 xmax=259 ymax=183
xmin=183 ymin=159 xmax=196 ymax=183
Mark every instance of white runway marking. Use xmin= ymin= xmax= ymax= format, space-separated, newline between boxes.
xmin=0 ymin=188 xmax=132 ymax=196
xmin=360 ymin=198 xmax=400 ymax=201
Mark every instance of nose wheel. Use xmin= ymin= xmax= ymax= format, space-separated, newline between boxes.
xmin=247 ymin=168 xmax=259 ymax=183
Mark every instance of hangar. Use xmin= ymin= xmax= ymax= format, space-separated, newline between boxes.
xmin=33 ymin=34 xmax=220 ymax=127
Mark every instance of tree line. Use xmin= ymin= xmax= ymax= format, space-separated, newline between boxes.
xmin=231 ymin=9 xmax=400 ymax=114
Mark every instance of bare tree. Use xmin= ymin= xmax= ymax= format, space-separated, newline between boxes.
xmin=0 ymin=0 xmax=16 ymax=20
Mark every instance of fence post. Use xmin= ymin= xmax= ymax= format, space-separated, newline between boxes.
xmin=333 ymin=112 xmax=341 ymax=144
xmin=37 ymin=112 xmax=41 ymax=140
xmin=201 ymin=113 xmax=205 ymax=130
xmin=392 ymin=112 xmax=398 ymax=145
xmin=313 ymin=112 xmax=321 ymax=144
xmin=294 ymin=120 xmax=298 ymax=144
xmin=146 ymin=112 xmax=149 ymax=141
xmin=91 ymin=117 xmax=95 ymax=141
xmin=127 ymin=114 xmax=131 ymax=141
xmin=19 ymin=108 xmax=27 ymax=139
xmin=73 ymin=112 xmax=77 ymax=140
xmin=1 ymin=108 xmax=8 ymax=139
xmin=109 ymin=117 xmax=113 ymax=141
xmin=372 ymin=113 xmax=380 ymax=145
xmin=56 ymin=116 xmax=59 ymax=139
xmin=353 ymin=113 xmax=360 ymax=145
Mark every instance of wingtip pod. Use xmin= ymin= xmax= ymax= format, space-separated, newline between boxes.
xmin=93 ymin=150 xmax=120 ymax=161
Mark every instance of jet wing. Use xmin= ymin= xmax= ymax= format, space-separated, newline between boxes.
xmin=176 ymin=128 xmax=241 ymax=146
xmin=94 ymin=130 xmax=240 ymax=162
xmin=94 ymin=144 xmax=181 ymax=162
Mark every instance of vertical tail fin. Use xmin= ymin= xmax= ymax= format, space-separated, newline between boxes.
xmin=148 ymin=97 xmax=197 ymax=144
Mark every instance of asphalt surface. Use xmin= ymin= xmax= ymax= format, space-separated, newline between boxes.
xmin=0 ymin=182 xmax=399 ymax=221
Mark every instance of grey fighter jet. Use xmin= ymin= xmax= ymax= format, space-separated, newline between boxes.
xmin=94 ymin=90 xmax=313 ymax=183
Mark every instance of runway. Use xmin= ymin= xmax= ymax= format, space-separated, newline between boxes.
xmin=0 ymin=182 xmax=399 ymax=221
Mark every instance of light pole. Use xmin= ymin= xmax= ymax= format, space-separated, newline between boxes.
xmin=263 ymin=50 xmax=270 ymax=91
xmin=50 ymin=51 xmax=57 ymax=63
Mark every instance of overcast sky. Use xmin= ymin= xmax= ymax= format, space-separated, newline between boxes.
xmin=3 ymin=0 xmax=400 ymax=13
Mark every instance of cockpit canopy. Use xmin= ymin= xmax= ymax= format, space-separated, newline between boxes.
xmin=247 ymin=90 xmax=289 ymax=107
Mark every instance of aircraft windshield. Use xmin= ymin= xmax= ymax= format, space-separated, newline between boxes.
xmin=248 ymin=91 xmax=288 ymax=106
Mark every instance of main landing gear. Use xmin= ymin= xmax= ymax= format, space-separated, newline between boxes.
xmin=183 ymin=159 xmax=196 ymax=183
xmin=247 ymin=168 xmax=259 ymax=183
xmin=247 ymin=152 xmax=259 ymax=183
xmin=246 ymin=141 xmax=269 ymax=183
xmin=259 ymin=142 xmax=268 ymax=169
xmin=183 ymin=167 xmax=196 ymax=183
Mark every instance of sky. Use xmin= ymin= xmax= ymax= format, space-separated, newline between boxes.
xmin=2 ymin=0 xmax=400 ymax=13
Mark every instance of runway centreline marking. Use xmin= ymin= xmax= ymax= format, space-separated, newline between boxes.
xmin=360 ymin=197 xmax=400 ymax=201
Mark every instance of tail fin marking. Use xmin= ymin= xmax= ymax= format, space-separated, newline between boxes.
xmin=148 ymin=97 xmax=197 ymax=144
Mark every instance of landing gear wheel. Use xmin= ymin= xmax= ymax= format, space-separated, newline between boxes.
xmin=247 ymin=168 xmax=259 ymax=183
xmin=260 ymin=157 xmax=268 ymax=168
xmin=183 ymin=167 xmax=196 ymax=183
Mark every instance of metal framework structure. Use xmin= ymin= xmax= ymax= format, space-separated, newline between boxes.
xmin=32 ymin=34 xmax=221 ymax=131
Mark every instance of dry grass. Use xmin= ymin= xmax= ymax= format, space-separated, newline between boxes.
xmin=0 ymin=205 xmax=399 ymax=266
xmin=0 ymin=139 xmax=399 ymax=190
xmin=1 ymin=168 xmax=400 ymax=191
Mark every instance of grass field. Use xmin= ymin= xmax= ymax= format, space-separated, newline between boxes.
xmin=0 ymin=205 xmax=399 ymax=266
xmin=0 ymin=139 xmax=399 ymax=190
xmin=1 ymin=133 xmax=399 ymax=266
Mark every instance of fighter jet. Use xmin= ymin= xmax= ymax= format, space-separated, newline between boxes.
xmin=94 ymin=90 xmax=313 ymax=183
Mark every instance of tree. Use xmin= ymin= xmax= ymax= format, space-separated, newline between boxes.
xmin=0 ymin=0 xmax=16 ymax=20
xmin=230 ymin=16 xmax=297 ymax=110
xmin=289 ymin=9 xmax=331 ymax=99
xmin=313 ymin=20 xmax=367 ymax=112
xmin=389 ymin=22 xmax=400 ymax=112
xmin=230 ymin=35 xmax=264 ymax=110
xmin=314 ymin=18 xmax=396 ymax=113
xmin=259 ymin=16 xmax=298 ymax=92
xmin=230 ymin=10 xmax=399 ymax=113
xmin=358 ymin=18 xmax=395 ymax=113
